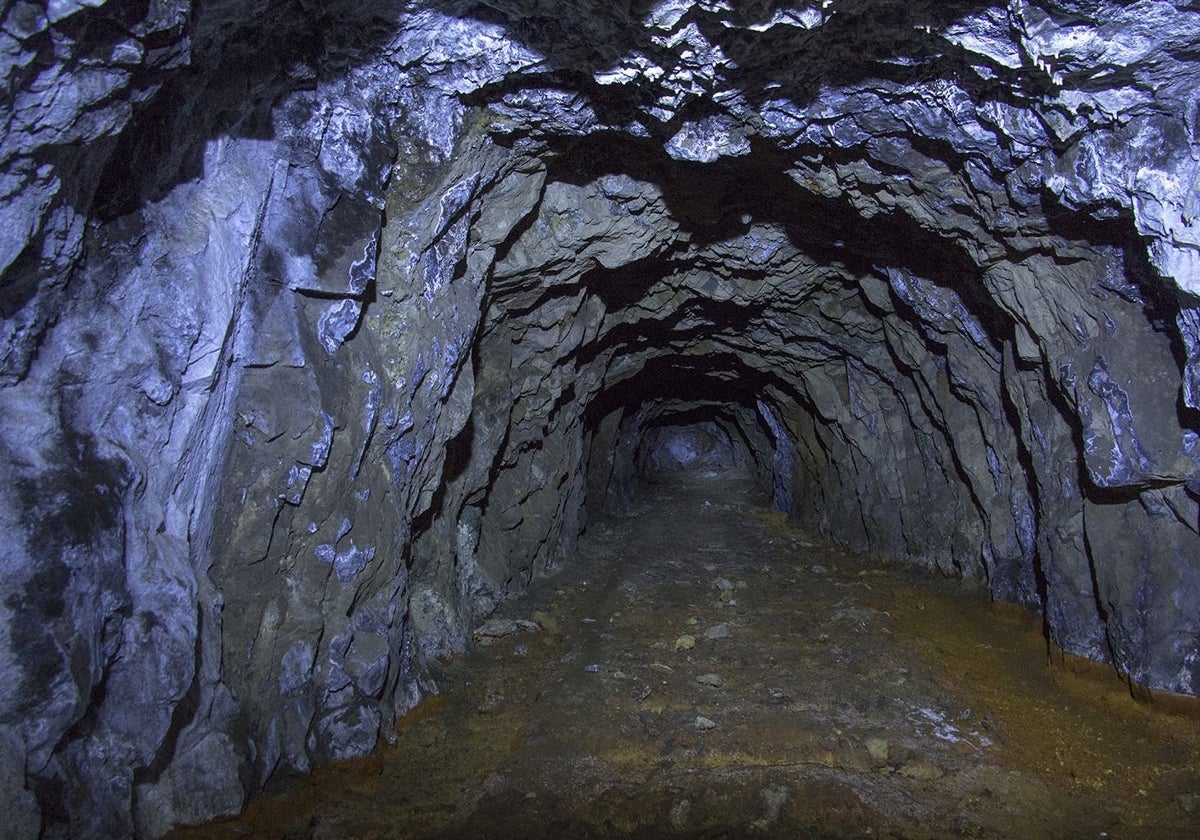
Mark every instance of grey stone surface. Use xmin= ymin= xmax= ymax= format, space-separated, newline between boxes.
xmin=641 ymin=421 xmax=749 ymax=474
xmin=3 ymin=0 xmax=1200 ymax=834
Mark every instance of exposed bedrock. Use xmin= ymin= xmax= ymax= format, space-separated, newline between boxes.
xmin=3 ymin=0 xmax=1200 ymax=835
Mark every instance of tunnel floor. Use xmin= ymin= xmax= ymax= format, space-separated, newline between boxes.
xmin=178 ymin=475 xmax=1200 ymax=839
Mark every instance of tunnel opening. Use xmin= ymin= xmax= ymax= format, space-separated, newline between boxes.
xmin=636 ymin=411 xmax=755 ymax=478
xmin=8 ymin=0 xmax=1200 ymax=836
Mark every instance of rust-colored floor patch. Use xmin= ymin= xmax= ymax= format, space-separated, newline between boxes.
xmin=173 ymin=475 xmax=1200 ymax=839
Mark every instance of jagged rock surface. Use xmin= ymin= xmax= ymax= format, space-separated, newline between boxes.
xmin=3 ymin=0 xmax=1200 ymax=835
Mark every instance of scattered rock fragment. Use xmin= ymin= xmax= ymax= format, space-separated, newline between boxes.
xmin=674 ymin=635 xmax=697 ymax=651
xmin=473 ymin=617 xmax=542 ymax=644
xmin=900 ymin=760 xmax=945 ymax=780
xmin=694 ymin=716 xmax=717 ymax=731
xmin=714 ymin=577 xmax=735 ymax=591
xmin=703 ymin=623 xmax=730 ymax=640
xmin=866 ymin=737 xmax=889 ymax=764
xmin=695 ymin=673 xmax=724 ymax=688
xmin=473 ymin=618 xmax=520 ymax=642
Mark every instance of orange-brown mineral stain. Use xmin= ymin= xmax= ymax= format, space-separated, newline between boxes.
xmin=173 ymin=478 xmax=1200 ymax=840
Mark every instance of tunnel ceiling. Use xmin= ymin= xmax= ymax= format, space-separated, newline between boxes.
xmin=4 ymin=0 xmax=1200 ymax=835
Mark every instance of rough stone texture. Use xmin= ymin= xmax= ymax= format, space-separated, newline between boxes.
xmin=640 ymin=420 xmax=752 ymax=474
xmin=3 ymin=0 xmax=1200 ymax=835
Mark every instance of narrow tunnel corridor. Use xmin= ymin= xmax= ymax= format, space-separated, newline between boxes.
xmin=176 ymin=470 xmax=1200 ymax=838
xmin=6 ymin=1 xmax=1200 ymax=836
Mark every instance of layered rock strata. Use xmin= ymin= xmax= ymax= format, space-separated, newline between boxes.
xmin=3 ymin=0 xmax=1200 ymax=835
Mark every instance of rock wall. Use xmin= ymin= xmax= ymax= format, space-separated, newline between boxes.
xmin=3 ymin=0 xmax=1200 ymax=835
xmin=639 ymin=419 xmax=754 ymax=475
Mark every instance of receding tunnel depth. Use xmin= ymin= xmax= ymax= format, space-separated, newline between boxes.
xmin=598 ymin=399 xmax=776 ymax=511
xmin=5 ymin=1 xmax=1200 ymax=835
xmin=638 ymin=414 xmax=755 ymax=477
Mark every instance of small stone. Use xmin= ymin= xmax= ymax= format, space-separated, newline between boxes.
xmin=703 ymin=623 xmax=730 ymax=640
xmin=583 ymin=663 xmax=600 ymax=673
xmin=866 ymin=737 xmax=889 ymax=763
xmin=718 ymin=590 xmax=734 ymax=603
xmin=674 ymin=634 xmax=697 ymax=651
xmin=735 ymin=580 xmax=748 ymax=590
xmin=694 ymin=716 xmax=717 ymax=731
xmin=899 ymin=760 xmax=944 ymax=780
xmin=696 ymin=673 xmax=724 ymax=687
xmin=514 ymin=644 xmax=529 ymax=656
xmin=811 ymin=564 xmax=829 ymax=575
xmin=473 ymin=618 xmax=519 ymax=640
xmin=714 ymin=577 xmax=735 ymax=591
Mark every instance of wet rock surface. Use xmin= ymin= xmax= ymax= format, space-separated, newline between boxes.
xmin=174 ymin=476 xmax=1200 ymax=839
xmin=4 ymin=0 xmax=1200 ymax=833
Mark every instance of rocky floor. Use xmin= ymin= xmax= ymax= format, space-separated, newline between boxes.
xmin=175 ymin=474 xmax=1200 ymax=839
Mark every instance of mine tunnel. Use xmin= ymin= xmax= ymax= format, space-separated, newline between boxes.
xmin=4 ymin=0 xmax=1200 ymax=836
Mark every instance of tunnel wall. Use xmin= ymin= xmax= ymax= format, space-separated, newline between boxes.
xmin=3 ymin=0 xmax=1200 ymax=835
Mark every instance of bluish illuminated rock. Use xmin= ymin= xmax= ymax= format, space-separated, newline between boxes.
xmin=3 ymin=0 xmax=1200 ymax=835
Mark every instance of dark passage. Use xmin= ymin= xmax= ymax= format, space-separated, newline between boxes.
xmin=8 ymin=2 xmax=1200 ymax=835
xmin=175 ymin=475 xmax=1200 ymax=839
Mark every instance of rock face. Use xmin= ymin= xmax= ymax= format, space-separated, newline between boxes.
xmin=640 ymin=420 xmax=752 ymax=475
xmin=3 ymin=0 xmax=1200 ymax=835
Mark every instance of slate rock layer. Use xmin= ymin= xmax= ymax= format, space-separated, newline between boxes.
xmin=2 ymin=0 xmax=1200 ymax=835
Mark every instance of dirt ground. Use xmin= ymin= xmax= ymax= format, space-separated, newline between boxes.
xmin=174 ymin=474 xmax=1200 ymax=839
